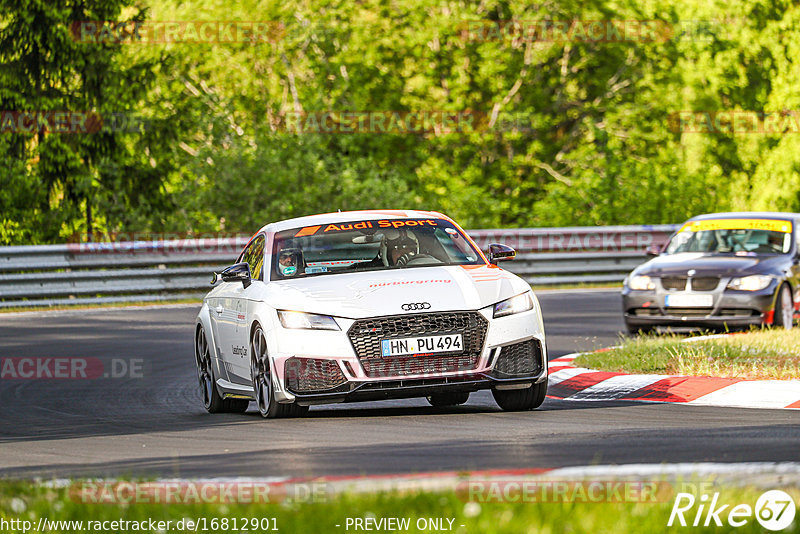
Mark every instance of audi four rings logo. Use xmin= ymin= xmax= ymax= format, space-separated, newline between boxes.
xmin=401 ymin=302 xmax=431 ymax=311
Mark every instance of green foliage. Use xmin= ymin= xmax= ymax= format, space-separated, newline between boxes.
xmin=1 ymin=479 xmax=798 ymax=534
xmin=0 ymin=0 xmax=200 ymax=242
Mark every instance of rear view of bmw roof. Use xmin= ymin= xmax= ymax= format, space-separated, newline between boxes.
xmin=687 ymin=211 xmax=800 ymax=221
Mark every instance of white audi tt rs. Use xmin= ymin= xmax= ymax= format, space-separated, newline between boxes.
xmin=194 ymin=210 xmax=548 ymax=418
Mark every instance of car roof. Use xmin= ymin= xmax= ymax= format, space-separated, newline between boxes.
xmin=687 ymin=211 xmax=800 ymax=222
xmin=255 ymin=210 xmax=450 ymax=235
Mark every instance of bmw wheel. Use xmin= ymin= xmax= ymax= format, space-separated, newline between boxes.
xmin=195 ymin=325 xmax=248 ymax=413
xmin=774 ymin=284 xmax=794 ymax=330
xmin=250 ymin=324 xmax=308 ymax=418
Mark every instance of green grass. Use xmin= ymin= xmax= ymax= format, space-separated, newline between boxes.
xmin=574 ymin=329 xmax=800 ymax=380
xmin=0 ymin=480 xmax=797 ymax=533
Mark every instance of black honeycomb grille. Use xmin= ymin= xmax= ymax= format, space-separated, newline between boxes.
xmin=361 ymin=354 xmax=479 ymax=378
xmin=348 ymin=312 xmax=488 ymax=378
xmin=284 ymin=357 xmax=348 ymax=393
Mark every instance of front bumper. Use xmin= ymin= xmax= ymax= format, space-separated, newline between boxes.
xmin=289 ymin=372 xmax=546 ymax=406
xmin=622 ymin=281 xmax=777 ymax=328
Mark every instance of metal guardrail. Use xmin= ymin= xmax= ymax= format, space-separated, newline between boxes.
xmin=0 ymin=225 xmax=679 ymax=308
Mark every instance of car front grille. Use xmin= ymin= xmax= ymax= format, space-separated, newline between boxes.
xmin=718 ymin=309 xmax=759 ymax=317
xmin=660 ymin=277 xmax=687 ymax=290
xmin=348 ymin=312 xmax=488 ymax=378
xmin=660 ymin=307 xmax=714 ymax=317
xmin=360 ymin=354 xmax=480 ymax=378
xmin=659 ymin=276 xmax=720 ymax=292
xmin=633 ymin=308 xmax=758 ymax=318
xmin=691 ymin=277 xmax=720 ymax=291
xmin=491 ymin=339 xmax=543 ymax=378
xmin=284 ymin=357 xmax=348 ymax=393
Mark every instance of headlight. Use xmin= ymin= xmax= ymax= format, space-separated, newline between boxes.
xmin=628 ymin=275 xmax=656 ymax=291
xmin=494 ymin=293 xmax=534 ymax=318
xmin=726 ymin=275 xmax=773 ymax=291
xmin=277 ymin=310 xmax=340 ymax=330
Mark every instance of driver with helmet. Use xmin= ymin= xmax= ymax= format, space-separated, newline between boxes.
xmin=277 ymin=247 xmax=303 ymax=277
xmin=380 ymin=229 xmax=420 ymax=266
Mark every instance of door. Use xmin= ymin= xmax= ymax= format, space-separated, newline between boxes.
xmin=222 ymin=234 xmax=267 ymax=384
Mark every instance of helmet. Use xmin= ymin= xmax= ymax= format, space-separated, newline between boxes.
xmin=379 ymin=229 xmax=419 ymax=266
xmin=277 ymin=248 xmax=303 ymax=277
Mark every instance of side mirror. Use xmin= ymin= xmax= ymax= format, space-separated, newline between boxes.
xmin=488 ymin=243 xmax=516 ymax=265
xmin=216 ymin=262 xmax=252 ymax=288
xmin=645 ymin=244 xmax=662 ymax=257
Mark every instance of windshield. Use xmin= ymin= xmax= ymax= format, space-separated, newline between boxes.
xmin=665 ymin=218 xmax=793 ymax=255
xmin=270 ymin=218 xmax=484 ymax=280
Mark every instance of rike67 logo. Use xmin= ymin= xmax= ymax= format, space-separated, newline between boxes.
xmin=669 ymin=490 xmax=796 ymax=531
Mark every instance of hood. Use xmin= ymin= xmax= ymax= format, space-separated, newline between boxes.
xmin=261 ymin=265 xmax=529 ymax=318
xmin=635 ymin=252 xmax=786 ymax=277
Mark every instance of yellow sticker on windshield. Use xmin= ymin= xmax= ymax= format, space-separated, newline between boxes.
xmin=679 ymin=218 xmax=793 ymax=233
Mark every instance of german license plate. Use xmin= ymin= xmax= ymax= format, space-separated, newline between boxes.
xmin=381 ymin=334 xmax=463 ymax=357
xmin=665 ymin=294 xmax=713 ymax=307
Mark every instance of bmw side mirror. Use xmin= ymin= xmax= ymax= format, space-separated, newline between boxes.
xmin=219 ymin=262 xmax=252 ymax=288
xmin=645 ymin=244 xmax=662 ymax=257
xmin=488 ymin=243 xmax=516 ymax=265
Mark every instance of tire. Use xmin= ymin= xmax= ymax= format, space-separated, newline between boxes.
xmin=492 ymin=379 xmax=548 ymax=411
xmin=426 ymin=392 xmax=470 ymax=407
xmin=195 ymin=325 xmax=249 ymax=414
xmin=774 ymin=284 xmax=794 ymax=330
xmin=250 ymin=324 xmax=309 ymax=419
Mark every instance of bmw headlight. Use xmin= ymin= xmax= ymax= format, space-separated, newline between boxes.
xmin=277 ymin=310 xmax=340 ymax=330
xmin=627 ymin=275 xmax=656 ymax=291
xmin=494 ymin=293 xmax=534 ymax=318
xmin=726 ymin=275 xmax=773 ymax=292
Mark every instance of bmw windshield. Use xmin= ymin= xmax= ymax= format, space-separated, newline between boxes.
xmin=270 ymin=218 xmax=484 ymax=280
xmin=665 ymin=218 xmax=793 ymax=256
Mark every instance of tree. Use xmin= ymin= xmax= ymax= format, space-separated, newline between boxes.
xmin=0 ymin=0 xmax=189 ymax=243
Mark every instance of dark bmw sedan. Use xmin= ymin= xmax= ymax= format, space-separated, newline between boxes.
xmin=622 ymin=212 xmax=800 ymax=333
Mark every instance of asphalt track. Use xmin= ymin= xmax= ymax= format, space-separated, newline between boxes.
xmin=0 ymin=290 xmax=797 ymax=479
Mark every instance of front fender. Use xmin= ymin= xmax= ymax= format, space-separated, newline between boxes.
xmin=196 ymin=302 xmax=228 ymax=382
xmin=246 ymin=303 xmax=296 ymax=402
